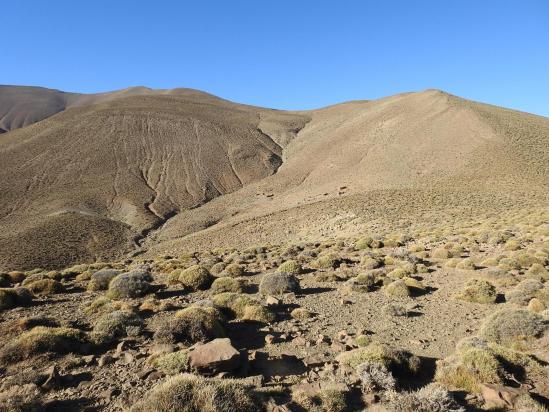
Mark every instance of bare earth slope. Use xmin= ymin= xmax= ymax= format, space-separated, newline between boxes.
xmin=148 ymin=90 xmax=549 ymax=254
xmin=0 ymin=87 xmax=547 ymax=270
xmin=0 ymin=88 xmax=308 ymax=269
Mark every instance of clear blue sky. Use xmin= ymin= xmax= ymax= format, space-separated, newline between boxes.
xmin=3 ymin=1 xmax=548 ymax=116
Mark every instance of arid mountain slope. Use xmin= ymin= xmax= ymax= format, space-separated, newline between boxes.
xmin=0 ymin=88 xmax=308 ymax=269
xmin=0 ymin=87 xmax=547 ymax=270
xmin=149 ymin=90 xmax=549 ymax=254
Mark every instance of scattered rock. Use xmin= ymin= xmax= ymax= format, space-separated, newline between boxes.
xmin=188 ymin=338 xmax=242 ymax=374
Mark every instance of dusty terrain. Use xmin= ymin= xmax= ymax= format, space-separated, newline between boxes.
xmin=0 ymin=86 xmax=547 ymax=411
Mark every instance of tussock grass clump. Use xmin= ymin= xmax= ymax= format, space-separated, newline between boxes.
xmin=455 ymin=258 xmax=476 ymax=271
xmin=212 ymin=292 xmax=275 ymax=323
xmin=292 ymin=387 xmax=349 ymax=412
xmin=276 ymin=260 xmax=302 ymax=275
xmin=435 ymin=346 xmax=503 ymax=393
xmin=223 ymin=263 xmax=245 ymax=278
xmin=344 ymin=273 xmax=377 ymax=293
xmin=177 ymin=265 xmax=214 ymax=291
xmin=402 ymin=277 xmax=426 ymax=294
xmin=139 ymin=297 xmax=175 ymax=313
xmin=291 ymin=307 xmax=313 ymax=320
xmin=436 ymin=336 xmax=545 ymax=394
xmin=0 ymin=288 xmax=18 ymax=310
xmin=311 ymin=253 xmax=340 ymax=269
xmin=354 ymin=334 xmax=371 ymax=347
xmin=0 ymin=383 xmax=44 ymax=412
xmin=358 ymin=361 xmax=396 ymax=392
xmin=504 ymin=239 xmax=521 ymax=251
xmin=91 ymin=310 xmax=143 ymax=345
xmin=384 ymin=384 xmax=464 ymax=412
xmin=6 ymin=271 xmax=26 ymax=284
xmin=478 ymin=308 xmax=546 ymax=349
xmin=0 ymin=273 xmax=11 ymax=287
xmin=107 ymin=268 xmax=153 ymax=299
xmin=87 ymin=268 xmax=121 ymax=291
xmin=356 ymin=236 xmax=383 ymax=250
xmin=384 ymin=303 xmax=409 ymax=317
xmin=25 ymin=279 xmax=63 ymax=296
xmin=0 ymin=326 xmax=88 ymax=365
xmin=360 ymin=256 xmax=383 ymax=269
xmin=153 ymin=306 xmax=225 ymax=344
xmin=498 ymin=257 xmax=521 ymax=271
xmin=241 ymin=305 xmax=276 ymax=323
xmin=210 ymin=277 xmax=244 ymax=294
xmin=455 ymin=279 xmax=497 ymax=304
xmin=0 ymin=287 xmax=32 ymax=310
xmin=84 ymin=296 xmax=134 ymax=315
xmin=528 ymin=298 xmax=546 ymax=313
xmin=149 ymin=350 xmax=190 ymax=375
xmin=336 ymin=343 xmax=420 ymax=376
xmin=481 ymin=268 xmax=517 ymax=287
xmin=259 ymin=272 xmax=300 ymax=295
xmin=506 ymin=279 xmax=545 ymax=305
xmin=130 ymin=374 xmax=260 ymax=412
xmin=210 ymin=262 xmax=227 ymax=275
xmin=526 ymin=263 xmax=549 ymax=281
xmin=431 ymin=248 xmax=452 ymax=259
xmin=384 ymin=280 xmax=411 ymax=298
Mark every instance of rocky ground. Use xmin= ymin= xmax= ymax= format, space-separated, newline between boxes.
xmin=0 ymin=207 xmax=548 ymax=411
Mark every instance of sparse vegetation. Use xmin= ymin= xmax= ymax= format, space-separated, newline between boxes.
xmin=107 ymin=268 xmax=153 ymax=299
xmin=91 ymin=310 xmax=143 ymax=345
xmin=178 ymin=265 xmax=214 ymax=291
xmin=478 ymin=308 xmax=546 ymax=349
xmin=259 ymin=272 xmax=300 ymax=295
xmin=153 ymin=306 xmax=225 ymax=344
xmin=455 ymin=279 xmax=497 ymax=304
xmin=0 ymin=327 xmax=88 ymax=365
xmin=276 ymin=259 xmax=302 ymax=275
xmin=130 ymin=374 xmax=260 ymax=412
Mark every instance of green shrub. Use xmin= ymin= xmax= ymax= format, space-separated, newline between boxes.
xmin=210 ymin=262 xmax=227 ymax=275
xmin=431 ymin=248 xmax=452 ymax=259
xmin=360 ymin=256 xmax=383 ymax=270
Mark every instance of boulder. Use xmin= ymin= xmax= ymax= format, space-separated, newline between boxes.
xmin=189 ymin=338 xmax=241 ymax=374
